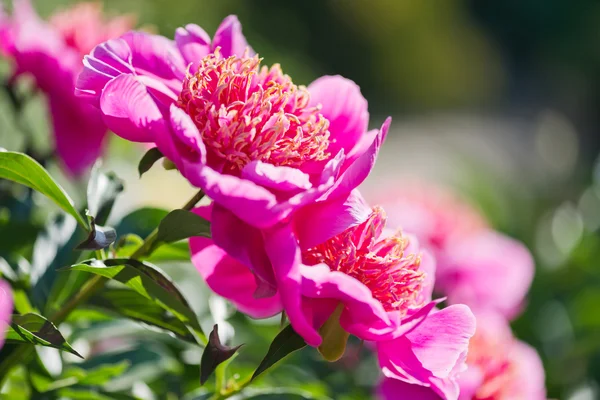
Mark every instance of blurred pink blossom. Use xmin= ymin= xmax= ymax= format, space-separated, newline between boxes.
xmin=0 ymin=0 xmax=133 ymax=175
xmin=377 ymin=312 xmax=546 ymax=400
xmin=371 ymin=182 xmax=534 ymax=319
xmin=0 ymin=279 xmax=13 ymax=350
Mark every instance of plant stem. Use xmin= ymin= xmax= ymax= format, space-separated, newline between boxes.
xmin=0 ymin=190 xmax=205 ymax=385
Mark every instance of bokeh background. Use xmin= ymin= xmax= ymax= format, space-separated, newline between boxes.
xmin=2 ymin=1 xmax=600 ymax=399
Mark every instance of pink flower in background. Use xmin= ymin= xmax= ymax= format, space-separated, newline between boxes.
xmin=0 ymin=280 xmax=13 ymax=349
xmin=0 ymin=0 xmax=133 ymax=175
xmin=378 ymin=312 xmax=545 ymax=400
xmin=191 ymin=205 xmax=476 ymax=400
xmin=371 ymin=182 xmax=534 ymax=319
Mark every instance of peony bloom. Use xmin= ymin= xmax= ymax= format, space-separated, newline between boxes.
xmin=371 ymin=182 xmax=534 ymax=319
xmin=77 ymin=16 xmax=394 ymax=342
xmin=0 ymin=279 xmax=13 ymax=349
xmin=378 ymin=313 xmax=546 ymax=400
xmin=0 ymin=0 xmax=133 ymax=175
xmin=191 ymin=204 xmax=476 ymax=400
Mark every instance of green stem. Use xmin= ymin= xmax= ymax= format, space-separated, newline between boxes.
xmin=209 ymin=375 xmax=253 ymax=400
xmin=0 ymin=190 xmax=205 ymax=385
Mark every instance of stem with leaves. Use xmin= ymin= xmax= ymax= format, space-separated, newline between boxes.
xmin=0 ymin=190 xmax=205 ymax=384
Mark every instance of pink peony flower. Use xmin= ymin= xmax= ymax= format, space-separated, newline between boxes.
xmin=378 ymin=312 xmax=546 ymax=400
xmin=0 ymin=279 xmax=13 ymax=349
xmin=191 ymin=205 xmax=476 ymax=400
xmin=0 ymin=0 xmax=133 ymax=175
xmin=371 ymin=182 xmax=534 ymax=319
xmin=76 ymin=17 xmax=394 ymax=342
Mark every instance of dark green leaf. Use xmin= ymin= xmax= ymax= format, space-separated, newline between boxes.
xmin=87 ymin=163 xmax=124 ymax=226
xmin=251 ymin=324 xmax=306 ymax=381
xmin=5 ymin=313 xmax=81 ymax=357
xmin=88 ymin=288 xmax=195 ymax=342
xmin=0 ymin=150 xmax=87 ymax=228
xmin=75 ymin=217 xmax=117 ymax=250
xmin=31 ymin=212 xmax=82 ymax=311
xmin=138 ymin=147 xmax=164 ymax=177
xmin=116 ymin=207 xmax=168 ymax=239
xmin=200 ymin=325 xmax=243 ymax=385
xmin=65 ymin=259 xmax=205 ymax=343
xmin=153 ymin=209 xmax=210 ymax=251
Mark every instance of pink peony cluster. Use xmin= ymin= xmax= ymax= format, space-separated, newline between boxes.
xmin=0 ymin=0 xmax=134 ymax=175
xmin=0 ymin=280 xmax=12 ymax=350
xmin=72 ymin=14 xmax=548 ymax=399
xmin=370 ymin=182 xmax=546 ymax=399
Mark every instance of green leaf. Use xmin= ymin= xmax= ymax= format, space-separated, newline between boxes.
xmin=251 ymin=324 xmax=306 ymax=381
xmin=200 ymin=325 xmax=243 ymax=385
xmin=88 ymin=288 xmax=195 ymax=342
xmin=115 ymin=235 xmax=190 ymax=262
xmin=5 ymin=313 xmax=81 ymax=357
xmin=31 ymin=213 xmax=82 ymax=312
xmin=65 ymin=259 xmax=205 ymax=344
xmin=153 ymin=209 xmax=210 ymax=251
xmin=87 ymin=163 xmax=124 ymax=226
xmin=138 ymin=147 xmax=164 ymax=177
xmin=116 ymin=207 xmax=168 ymax=239
xmin=30 ymin=361 xmax=130 ymax=393
xmin=0 ymin=150 xmax=87 ymax=229
xmin=228 ymin=387 xmax=332 ymax=400
xmin=317 ymin=304 xmax=349 ymax=362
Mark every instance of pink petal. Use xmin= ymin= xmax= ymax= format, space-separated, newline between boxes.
xmin=49 ymin=97 xmax=107 ymax=176
xmin=442 ymin=231 xmax=535 ymax=318
xmin=212 ymin=15 xmax=251 ymax=57
xmin=0 ymin=280 xmax=13 ymax=350
xmin=264 ymin=224 xmax=322 ymax=347
xmin=509 ymin=341 xmax=546 ymax=400
xmin=378 ymin=379 xmax=442 ymax=400
xmin=327 ymin=118 xmax=390 ymax=201
xmin=377 ymin=305 xmax=475 ymax=400
xmin=299 ymin=264 xmax=392 ymax=340
xmin=77 ymin=38 xmax=134 ymax=103
xmin=294 ymin=189 xmax=371 ymax=249
xmin=175 ymin=24 xmax=211 ymax=68
xmin=99 ymin=74 xmax=167 ymax=142
xmin=209 ymin=204 xmax=276 ymax=292
xmin=121 ymin=31 xmax=186 ymax=87
xmin=307 ymin=75 xmax=369 ymax=160
xmin=242 ymin=161 xmax=312 ymax=192
xmin=190 ymin=215 xmax=282 ymax=319
xmin=183 ymin=163 xmax=284 ymax=229
xmin=406 ymin=305 xmax=476 ymax=380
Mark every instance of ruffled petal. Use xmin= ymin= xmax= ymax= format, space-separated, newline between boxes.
xmin=242 ymin=161 xmax=312 ymax=192
xmin=307 ymin=75 xmax=369 ymax=160
xmin=299 ymin=264 xmax=391 ymax=341
xmin=0 ymin=279 xmax=13 ymax=350
xmin=212 ymin=15 xmax=251 ymax=57
xmin=190 ymin=208 xmax=282 ymax=319
xmin=175 ymin=24 xmax=211 ymax=69
xmin=294 ymin=189 xmax=371 ymax=249
xmin=377 ymin=305 xmax=475 ymax=400
xmin=326 ymin=118 xmax=390 ymax=200
xmin=264 ymin=224 xmax=322 ymax=346
xmin=99 ymin=74 xmax=167 ymax=142
xmin=210 ymin=204 xmax=276 ymax=292
xmin=183 ymin=163 xmax=285 ymax=228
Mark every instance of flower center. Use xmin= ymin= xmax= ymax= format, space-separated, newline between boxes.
xmin=177 ymin=49 xmax=331 ymax=173
xmin=303 ymin=207 xmax=425 ymax=314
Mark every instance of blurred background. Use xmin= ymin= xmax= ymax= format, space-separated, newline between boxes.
xmin=2 ymin=0 xmax=600 ymax=399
